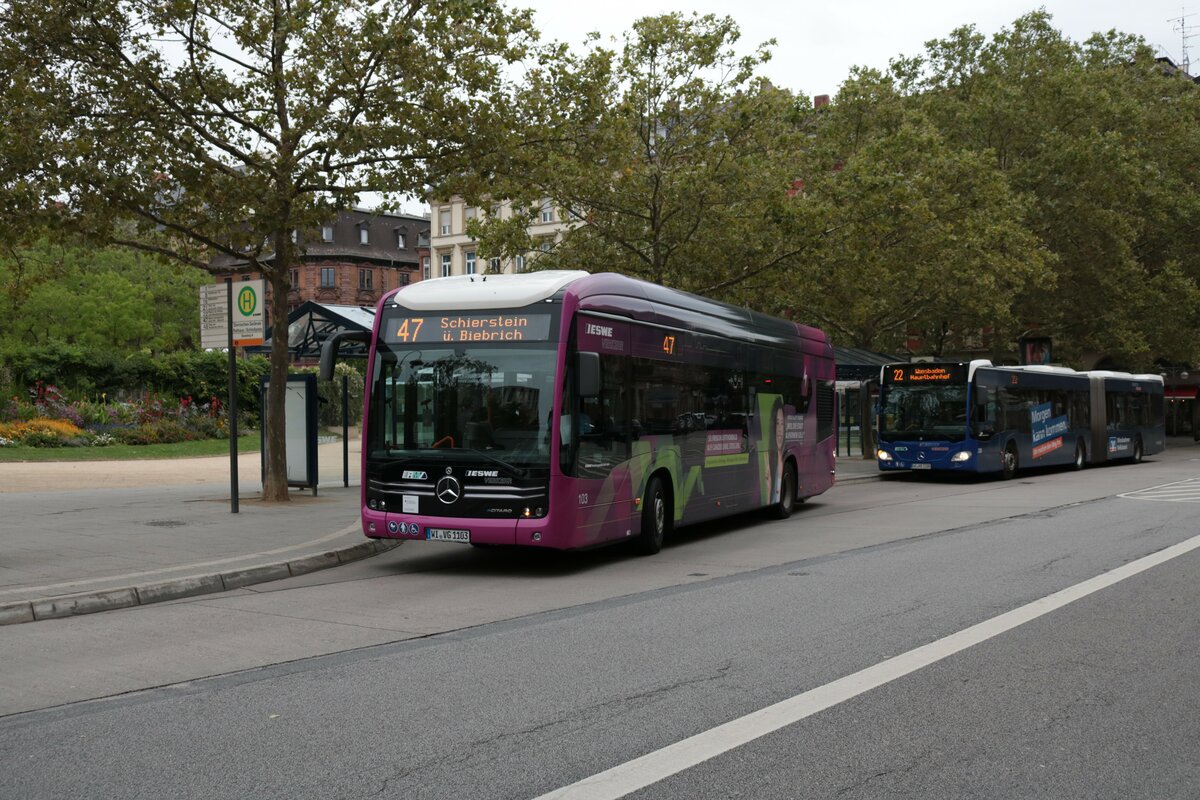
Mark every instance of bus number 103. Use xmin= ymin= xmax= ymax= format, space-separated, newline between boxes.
xmin=395 ymin=318 xmax=425 ymax=342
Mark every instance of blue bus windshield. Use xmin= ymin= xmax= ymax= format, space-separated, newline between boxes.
xmin=878 ymin=384 xmax=968 ymax=442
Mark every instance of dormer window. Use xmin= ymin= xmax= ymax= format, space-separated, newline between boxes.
xmin=396 ymin=231 xmax=407 ymax=249
xmin=321 ymin=224 xmax=334 ymax=242
xmin=359 ymin=225 xmax=369 ymax=245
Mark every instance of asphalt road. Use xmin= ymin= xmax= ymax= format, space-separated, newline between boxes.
xmin=3 ymin=450 xmax=1200 ymax=799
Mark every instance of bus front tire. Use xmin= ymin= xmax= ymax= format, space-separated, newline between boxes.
xmin=634 ymin=476 xmax=670 ymax=555
xmin=1001 ymin=443 xmax=1019 ymax=480
xmin=1132 ymin=437 xmax=1144 ymax=464
xmin=769 ymin=461 xmax=797 ymax=519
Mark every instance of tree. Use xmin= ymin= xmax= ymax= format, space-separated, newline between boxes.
xmin=912 ymin=12 xmax=1200 ymax=368
xmin=0 ymin=237 xmax=209 ymax=351
xmin=772 ymin=69 xmax=1050 ymax=355
xmin=461 ymin=13 xmax=821 ymax=297
xmin=0 ymin=0 xmax=537 ymax=499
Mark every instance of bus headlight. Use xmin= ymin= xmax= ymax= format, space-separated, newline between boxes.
xmin=877 ymin=449 xmax=893 ymax=461
xmin=950 ymin=451 xmax=972 ymax=463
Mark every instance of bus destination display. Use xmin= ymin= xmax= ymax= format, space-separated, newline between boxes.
xmin=386 ymin=313 xmax=553 ymax=344
xmin=886 ymin=364 xmax=966 ymax=384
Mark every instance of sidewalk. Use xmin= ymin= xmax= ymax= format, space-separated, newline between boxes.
xmin=0 ymin=437 xmax=397 ymax=625
xmin=0 ymin=439 xmax=884 ymax=625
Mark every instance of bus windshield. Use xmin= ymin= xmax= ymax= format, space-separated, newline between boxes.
xmin=878 ymin=384 xmax=969 ymax=442
xmin=368 ymin=344 xmax=558 ymax=471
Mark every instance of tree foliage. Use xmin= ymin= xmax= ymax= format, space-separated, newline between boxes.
xmin=908 ymin=12 xmax=1200 ymax=367
xmin=0 ymin=237 xmax=209 ymax=351
xmin=462 ymin=13 xmax=820 ymax=294
xmin=0 ymin=0 xmax=537 ymax=497
xmin=771 ymin=69 xmax=1050 ymax=355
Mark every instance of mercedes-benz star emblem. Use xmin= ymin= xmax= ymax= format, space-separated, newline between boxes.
xmin=436 ymin=476 xmax=462 ymax=504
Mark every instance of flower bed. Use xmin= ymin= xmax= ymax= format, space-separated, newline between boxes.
xmin=0 ymin=383 xmax=228 ymax=448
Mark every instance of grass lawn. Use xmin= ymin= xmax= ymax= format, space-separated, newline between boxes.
xmin=0 ymin=433 xmax=262 ymax=462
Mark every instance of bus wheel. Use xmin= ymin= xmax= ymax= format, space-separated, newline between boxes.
xmin=1073 ymin=440 xmax=1086 ymax=471
xmin=1001 ymin=442 xmax=1019 ymax=480
xmin=634 ymin=476 xmax=670 ymax=555
xmin=1132 ymin=437 xmax=1144 ymax=464
xmin=769 ymin=461 xmax=797 ymax=519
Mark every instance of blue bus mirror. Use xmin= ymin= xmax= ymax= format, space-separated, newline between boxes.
xmin=577 ymin=351 xmax=601 ymax=397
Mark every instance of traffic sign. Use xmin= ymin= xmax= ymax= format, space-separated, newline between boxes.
xmin=200 ymin=279 xmax=266 ymax=348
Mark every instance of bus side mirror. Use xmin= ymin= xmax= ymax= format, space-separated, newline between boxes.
xmin=577 ymin=352 xmax=601 ymax=397
xmin=319 ymin=330 xmax=371 ymax=380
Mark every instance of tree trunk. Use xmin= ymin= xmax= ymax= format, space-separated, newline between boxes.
xmin=261 ymin=235 xmax=293 ymax=502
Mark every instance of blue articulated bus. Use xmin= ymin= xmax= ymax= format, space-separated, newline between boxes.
xmin=876 ymin=360 xmax=1164 ymax=479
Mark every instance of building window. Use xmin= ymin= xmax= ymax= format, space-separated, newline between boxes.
xmin=490 ymin=203 xmax=502 ymax=217
xmin=289 ymin=268 xmax=299 ymax=288
xmin=396 ymin=231 xmax=406 ymax=249
xmin=422 ymin=256 xmax=430 ymax=281
xmin=465 ymin=251 xmax=476 ymax=275
xmin=515 ymin=254 xmax=525 ymax=273
xmin=241 ymin=273 xmax=252 ymax=282
xmin=440 ymin=253 xmax=452 ymax=277
xmin=359 ymin=268 xmax=373 ymax=290
xmin=321 ymin=225 xmax=334 ymax=242
xmin=541 ymin=200 xmax=554 ymax=223
xmin=400 ymin=272 xmax=410 ymax=286
xmin=381 ymin=269 xmax=388 ymax=291
xmin=439 ymin=208 xmax=451 ymax=236
xmin=359 ymin=225 xmax=369 ymax=245
xmin=539 ymin=238 xmax=552 ymax=253
xmin=321 ymin=267 xmax=336 ymax=288
xmin=290 ymin=229 xmax=298 ymax=244
xmin=489 ymin=257 xmax=501 ymax=272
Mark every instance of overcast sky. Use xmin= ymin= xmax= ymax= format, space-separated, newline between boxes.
xmin=522 ymin=0 xmax=1191 ymax=98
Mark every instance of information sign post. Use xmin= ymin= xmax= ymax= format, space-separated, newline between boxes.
xmin=200 ymin=279 xmax=266 ymax=513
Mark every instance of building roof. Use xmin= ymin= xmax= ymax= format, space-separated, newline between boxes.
xmin=834 ymin=346 xmax=900 ymax=381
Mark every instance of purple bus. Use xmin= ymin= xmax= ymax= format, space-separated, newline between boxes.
xmin=324 ymin=271 xmax=836 ymax=554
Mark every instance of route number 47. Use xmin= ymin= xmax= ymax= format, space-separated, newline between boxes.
xmin=395 ymin=318 xmax=425 ymax=342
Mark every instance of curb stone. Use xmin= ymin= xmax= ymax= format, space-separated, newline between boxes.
xmin=1 ymin=538 xmax=401 ymax=627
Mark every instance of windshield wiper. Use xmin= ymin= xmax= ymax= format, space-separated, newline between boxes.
xmin=464 ymin=447 xmax=528 ymax=477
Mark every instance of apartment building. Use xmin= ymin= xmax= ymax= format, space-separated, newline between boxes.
xmin=427 ymin=196 xmax=579 ymax=278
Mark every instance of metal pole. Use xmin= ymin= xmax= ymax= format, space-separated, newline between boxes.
xmin=226 ymin=278 xmax=239 ymax=513
xmin=342 ymin=374 xmax=350 ymax=488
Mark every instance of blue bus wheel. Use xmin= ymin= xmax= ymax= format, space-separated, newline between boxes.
xmin=1002 ymin=443 xmax=1019 ymax=480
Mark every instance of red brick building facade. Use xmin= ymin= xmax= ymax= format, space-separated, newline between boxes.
xmin=209 ymin=208 xmax=429 ymax=327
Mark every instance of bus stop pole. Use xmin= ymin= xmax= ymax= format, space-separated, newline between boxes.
xmin=226 ymin=278 xmax=239 ymax=514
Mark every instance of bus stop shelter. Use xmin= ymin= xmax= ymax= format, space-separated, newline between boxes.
xmin=834 ymin=346 xmax=899 ymax=459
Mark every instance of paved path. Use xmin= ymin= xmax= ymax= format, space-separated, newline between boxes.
xmin=0 ymin=437 xmax=398 ymax=624
xmin=0 ymin=438 xmax=881 ymax=625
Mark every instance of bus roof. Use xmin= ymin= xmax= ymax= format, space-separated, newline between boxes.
xmin=567 ymin=272 xmax=830 ymax=349
xmin=1088 ymin=370 xmax=1164 ymax=386
xmin=388 ymin=270 xmax=589 ymax=310
xmin=388 ymin=270 xmax=830 ymax=352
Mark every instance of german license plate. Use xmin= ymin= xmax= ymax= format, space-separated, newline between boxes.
xmin=427 ymin=528 xmax=471 ymax=543
xmin=911 ymin=463 xmax=932 ymax=470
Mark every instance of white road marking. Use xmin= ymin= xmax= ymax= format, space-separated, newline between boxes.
xmin=533 ymin=531 xmax=1200 ymax=800
xmin=1119 ymin=477 xmax=1200 ymax=503
xmin=0 ymin=524 xmax=362 ymax=595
